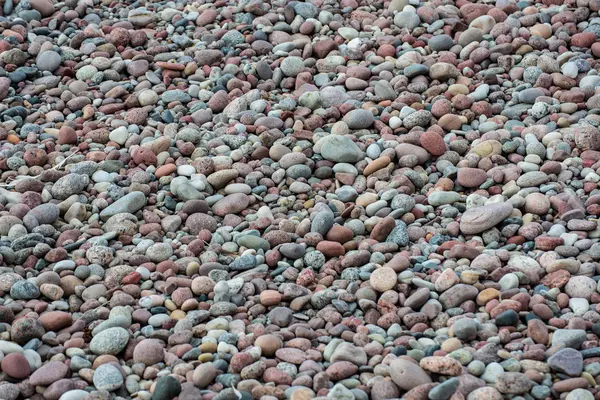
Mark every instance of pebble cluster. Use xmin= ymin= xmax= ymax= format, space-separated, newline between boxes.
xmin=2 ymin=0 xmax=600 ymax=399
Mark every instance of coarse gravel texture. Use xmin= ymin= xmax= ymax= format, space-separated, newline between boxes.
xmin=1 ymin=0 xmax=600 ymax=400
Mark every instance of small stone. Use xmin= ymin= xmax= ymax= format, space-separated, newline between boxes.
xmin=370 ymin=267 xmax=397 ymax=292
xmin=93 ymin=364 xmax=124 ymax=391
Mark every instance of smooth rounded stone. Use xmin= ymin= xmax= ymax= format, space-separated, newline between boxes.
xmin=453 ymin=318 xmax=478 ymax=340
xmin=371 ymin=380 xmax=400 ymax=400
xmin=565 ymin=276 xmax=596 ymax=300
xmin=580 ymin=75 xmax=600 ymax=89
xmin=3 ymin=0 xmax=600 ymax=396
xmin=29 ymin=360 xmax=69 ymax=386
xmin=566 ymin=389 xmax=595 ymax=400
xmin=318 ymin=135 xmax=364 ymax=163
xmin=570 ymin=298 xmax=589 ymax=316
xmin=516 ymin=171 xmax=548 ymax=187
xmin=100 ymin=192 xmax=147 ymax=220
xmin=1 ymin=353 xmax=31 ymax=379
xmin=386 ymin=222 xmax=409 ymax=246
xmin=212 ymin=193 xmax=250 ymax=217
xmin=548 ymin=348 xmax=583 ymax=377
xmin=394 ymin=10 xmax=421 ymax=30
xmin=524 ymin=193 xmax=550 ymax=214
xmin=90 ymin=327 xmax=130 ymax=355
xmin=430 ymin=62 xmax=459 ymax=80
xmin=51 ymin=174 xmax=90 ymax=200
xmin=404 ymin=64 xmax=429 ymax=79
xmin=59 ymin=390 xmax=89 ymax=400
xmin=429 ymin=377 xmax=459 ymax=400
xmin=279 ymin=243 xmax=306 ymax=259
xmin=370 ymin=267 xmax=397 ymax=292
xmin=389 ymin=359 xmax=432 ymax=390
xmin=495 ymin=310 xmax=519 ymax=326
xmin=343 ymin=109 xmax=374 ymax=129
xmin=330 ymin=342 xmax=367 ymax=366
xmin=429 ymin=35 xmax=454 ymax=51
xmin=403 ymin=110 xmax=432 ymax=129
xmin=0 ymin=383 xmax=19 ymax=400
xmin=76 ymin=65 xmax=98 ymax=80
xmin=36 ymin=51 xmax=62 ymax=72
xmin=152 ymin=375 xmax=181 ymax=400
xmin=458 ymin=28 xmax=484 ymax=46
xmin=428 ymin=192 xmax=460 ymax=206
xmin=93 ymin=364 xmax=124 ymax=391
xmin=138 ymin=89 xmax=159 ymax=106
xmin=128 ymin=7 xmax=154 ymax=26
xmin=280 ymin=57 xmax=304 ymax=77
xmin=193 ymin=363 xmax=218 ymax=388
xmin=133 ymin=339 xmax=165 ymax=365
xmin=439 ymin=284 xmax=479 ymax=309
xmin=495 ymin=372 xmax=534 ymax=394
xmin=10 ymin=280 xmax=40 ymax=300
xmin=499 ymin=273 xmax=519 ymax=290
xmin=457 ymin=168 xmax=487 ymax=188
xmin=389 ymin=0 xmax=408 ymax=11
xmin=551 ymin=329 xmax=587 ymax=349
xmin=289 ymin=182 xmax=311 ymax=193
xmin=459 ymin=202 xmax=513 ymax=234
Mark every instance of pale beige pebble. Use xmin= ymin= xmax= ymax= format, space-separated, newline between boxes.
xmin=467 ymin=387 xmax=503 ymax=400
xmin=356 ymin=193 xmax=379 ymax=207
xmin=448 ymin=84 xmax=469 ymax=95
xmin=441 ymin=338 xmax=462 ymax=353
xmin=434 ymin=268 xmax=460 ymax=292
xmin=469 ymin=15 xmax=495 ymax=34
xmin=388 ymin=0 xmax=408 ymax=11
xmin=370 ymin=267 xmax=398 ymax=292
xmin=191 ymin=276 xmax=214 ymax=295
xmin=290 ymin=387 xmax=316 ymax=400
xmin=40 ymin=283 xmax=64 ymax=301
xmin=530 ymin=24 xmax=552 ymax=39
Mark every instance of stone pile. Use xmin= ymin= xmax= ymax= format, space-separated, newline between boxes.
xmin=0 ymin=0 xmax=600 ymax=399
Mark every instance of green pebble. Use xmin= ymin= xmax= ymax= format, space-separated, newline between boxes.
xmin=449 ymin=349 xmax=473 ymax=365
xmin=408 ymin=349 xmax=425 ymax=361
xmin=468 ymin=360 xmax=485 ymax=375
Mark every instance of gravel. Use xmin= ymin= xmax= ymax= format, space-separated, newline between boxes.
xmin=1 ymin=0 xmax=600 ymax=399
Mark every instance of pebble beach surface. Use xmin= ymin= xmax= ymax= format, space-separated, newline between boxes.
xmin=2 ymin=0 xmax=600 ymax=399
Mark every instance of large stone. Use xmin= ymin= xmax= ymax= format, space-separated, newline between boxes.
xmin=29 ymin=361 xmax=69 ymax=386
xmin=548 ymin=348 xmax=583 ymax=376
xmin=439 ymin=284 xmax=479 ymax=309
xmin=211 ymin=193 xmax=250 ymax=217
xmin=100 ymin=192 xmax=147 ymax=221
xmin=319 ymin=135 xmax=364 ymax=163
xmin=495 ymin=372 xmax=534 ymax=394
xmin=390 ymin=359 xmax=432 ymax=390
xmin=460 ymin=202 xmax=513 ymax=234
xmin=330 ymin=342 xmax=367 ymax=366
xmin=90 ymin=327 xmax=130 ymax=355
xmin=551 ymin=329 xmax=587 ymax=349
xmin=342 ymin=109 xmax=374 ymax=129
